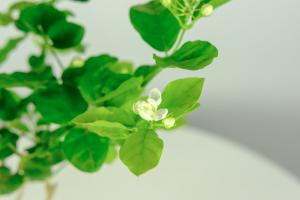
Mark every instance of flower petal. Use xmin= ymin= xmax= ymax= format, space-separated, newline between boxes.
xmin=153 ymin=108 xmax=168 ymax=121
xmin=147 ymin=88 xmax=162 ymax=108
xmin=135 ymin=101 xmax=156 ymax=121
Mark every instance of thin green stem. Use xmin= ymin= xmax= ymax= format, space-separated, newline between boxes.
xmin=49 ymin=48 xmax=64 ymax=71
xmin=173 ymin=30 xmax=186 ymax=53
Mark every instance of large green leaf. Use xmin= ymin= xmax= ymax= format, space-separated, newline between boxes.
xmin=0 ymin=167 xmax=24 ymax=195
xmin=0 ymin=36 xmax=25 ymax=66
xmin=0 ymin=68 xmax=56 ymax=89
xmin=0 ymin=129 xmax=19 ymax=160
xmin=154 ymin=40 xmax=218 ymax=70
xmin=34 ymin=85 xmax=88 ymax=124
xmin=130 ymin=1 xmax=180 ymax=51
xmin=47 ymin=20 xmax=85 ymax=49
xmin=120 ymin=130 xmax=163 ymax=176
xmin=159 ymin=77 xmax=204 ymax=118
xmin=73 ymin=107 xmax=136 ymax=127
xmin=62 ymin=128 xmax=109 ymax=172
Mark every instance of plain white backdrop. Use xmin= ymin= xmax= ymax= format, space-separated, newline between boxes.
xmin=1 ymin=0 xmax=300 ymax=178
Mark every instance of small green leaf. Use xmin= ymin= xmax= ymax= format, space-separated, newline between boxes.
xmin=0 ymin=89 xmax=20 ymax=121
xmin=0 ymin=68 xmax=56 ymax=89
xmin=159 ymin=77 xmax=204 ymax=118
xmin=34 ymin=84 xmax=88 ymax=124
xmin=77 ymin=120 xmax=133 ymax=140
xmin=47 ymin=21 xmax=85 ymax=49
xmin=154 ymin=40 xmax=218 ymax=70
xmin=73 ymin=107 xmax=136 ymax=127
xmin=130 ymin=1 xmax=180 ymax=51
xmin=120 ymin=130 xmax=163 ymax=176
xmin=62 ymin=128 xmax=109 ymax=172
xmin=0 ymin=129 xmax=19 ymax=160
xmin=0 ymin=167 xmax=24 ymax=195
xmin=0 ymin=36 xmax=25 ymax=66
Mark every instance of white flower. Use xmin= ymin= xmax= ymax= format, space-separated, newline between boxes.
xmin=201 ymin=4 xmax=214 ymax=17
xmin=163 ymin=117 xmax=176 ymax=129
xmin=133 ymin=88 xmax=168 ymax=121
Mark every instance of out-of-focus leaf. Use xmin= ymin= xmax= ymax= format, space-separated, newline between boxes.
xmin=0 ymin=36 xmax=25 ymax=66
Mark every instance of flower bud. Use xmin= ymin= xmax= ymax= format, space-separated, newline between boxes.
xmin=161 ymin=0 xmax=172 ymax=7
xmin=163 ymin=117 xmax=176 ymax=129
xmin=201 ymin=4 xmax=214 ymax=17
xmin=70 ymin=57 xmax=84 ymax=67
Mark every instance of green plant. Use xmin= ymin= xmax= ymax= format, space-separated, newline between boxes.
xmin=0 ymin=0 xmax=230 ymax=199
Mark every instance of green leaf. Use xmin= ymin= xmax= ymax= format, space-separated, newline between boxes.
xmin=0 ymin=167 xmax=24 ymax=195
xmin=0 ymin=89 xmax=20 ymax=121
xmin=0 ymin=36 xmax=25 ymax=66
xmin=0 ymin=12 xmax=13 ymax=26
xmin=154 ymin=40 xmax=218 ymax=70
xmin=78 ymin=55 xmax=132 ymax=103
xmin=0 ymin=129 xmax=19 ymax=160
xmin=96 ymin=77 xmax=143 ymax=106
xmin=34 ymin=85 xmax=88 ymax=124
xmin=28 ymin=52 xmax=47 ymax=72
xmin=130 ymin=1 xmax=180 ymax=51
xmin=73 ymin=107 xmax=136 ymax=127
xmin=21 ymin=157 xmax=52 ymax=180
xmin=76 ymin=120 xmax=133 ymax=140
xmin=47 ymin=21 xmax=85 ymax=49
xmin=120 ymin=130 xmax=163 ymax=176
xmin=0 ymin=68 xmax=56 ymax=89
xmin=62 ymin=67 xmax=85 ymax=86
xmin=15 ymin=3 xmax=66 ymax=33
xmin=134 ymin=65 xmax=160 ymax=86
xmin=62 ymin=128 xmax=109 ymax=172
xmin=107 ymin=61 xmax=134 ymax=74
xmin=159 ymin=78 xmax=204 ymax=118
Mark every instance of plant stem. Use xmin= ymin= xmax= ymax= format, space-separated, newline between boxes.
xmin=15 ymin=185 xmax=25 ymax=200
xmin=173 ymin=29 xmax=186 ymax=53
xmin=45 ymin=180 xmax=57 ymax=200
xmin=49 ymin=48 xmax=64 ymax=71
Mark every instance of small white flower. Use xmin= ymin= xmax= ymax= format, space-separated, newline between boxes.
xmin=133 ymin=88 xmax=168 ymax=121
xmin=163 ymin=117 xmax=176 ymax=129
xmin=201 ymin=4 xmax=214 ymax=17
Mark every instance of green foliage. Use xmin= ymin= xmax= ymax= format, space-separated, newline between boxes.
xmin=160 ymin=78 xmax=204 ymax=118
xmin=0 ymin=0 xmax=228 ymax=196
xmin=0 ymin=129 xmax=19 ymax=159
xmin=154 ymin=40 xmax=218 ymax=70
xmin=120 ymin=130 xmax=163 ymax=176
xmin=34 ymin=84 xmax=88 ymax=124
xmin=0 ymin=167 xmax=24 ymax=195
xmin=0 ymin=36 xmax=25 ymax=66
xmin=62 ymin=128 xmax=109 ymax=172
xmin=130 ymin=1 xmax=180 ymax=51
